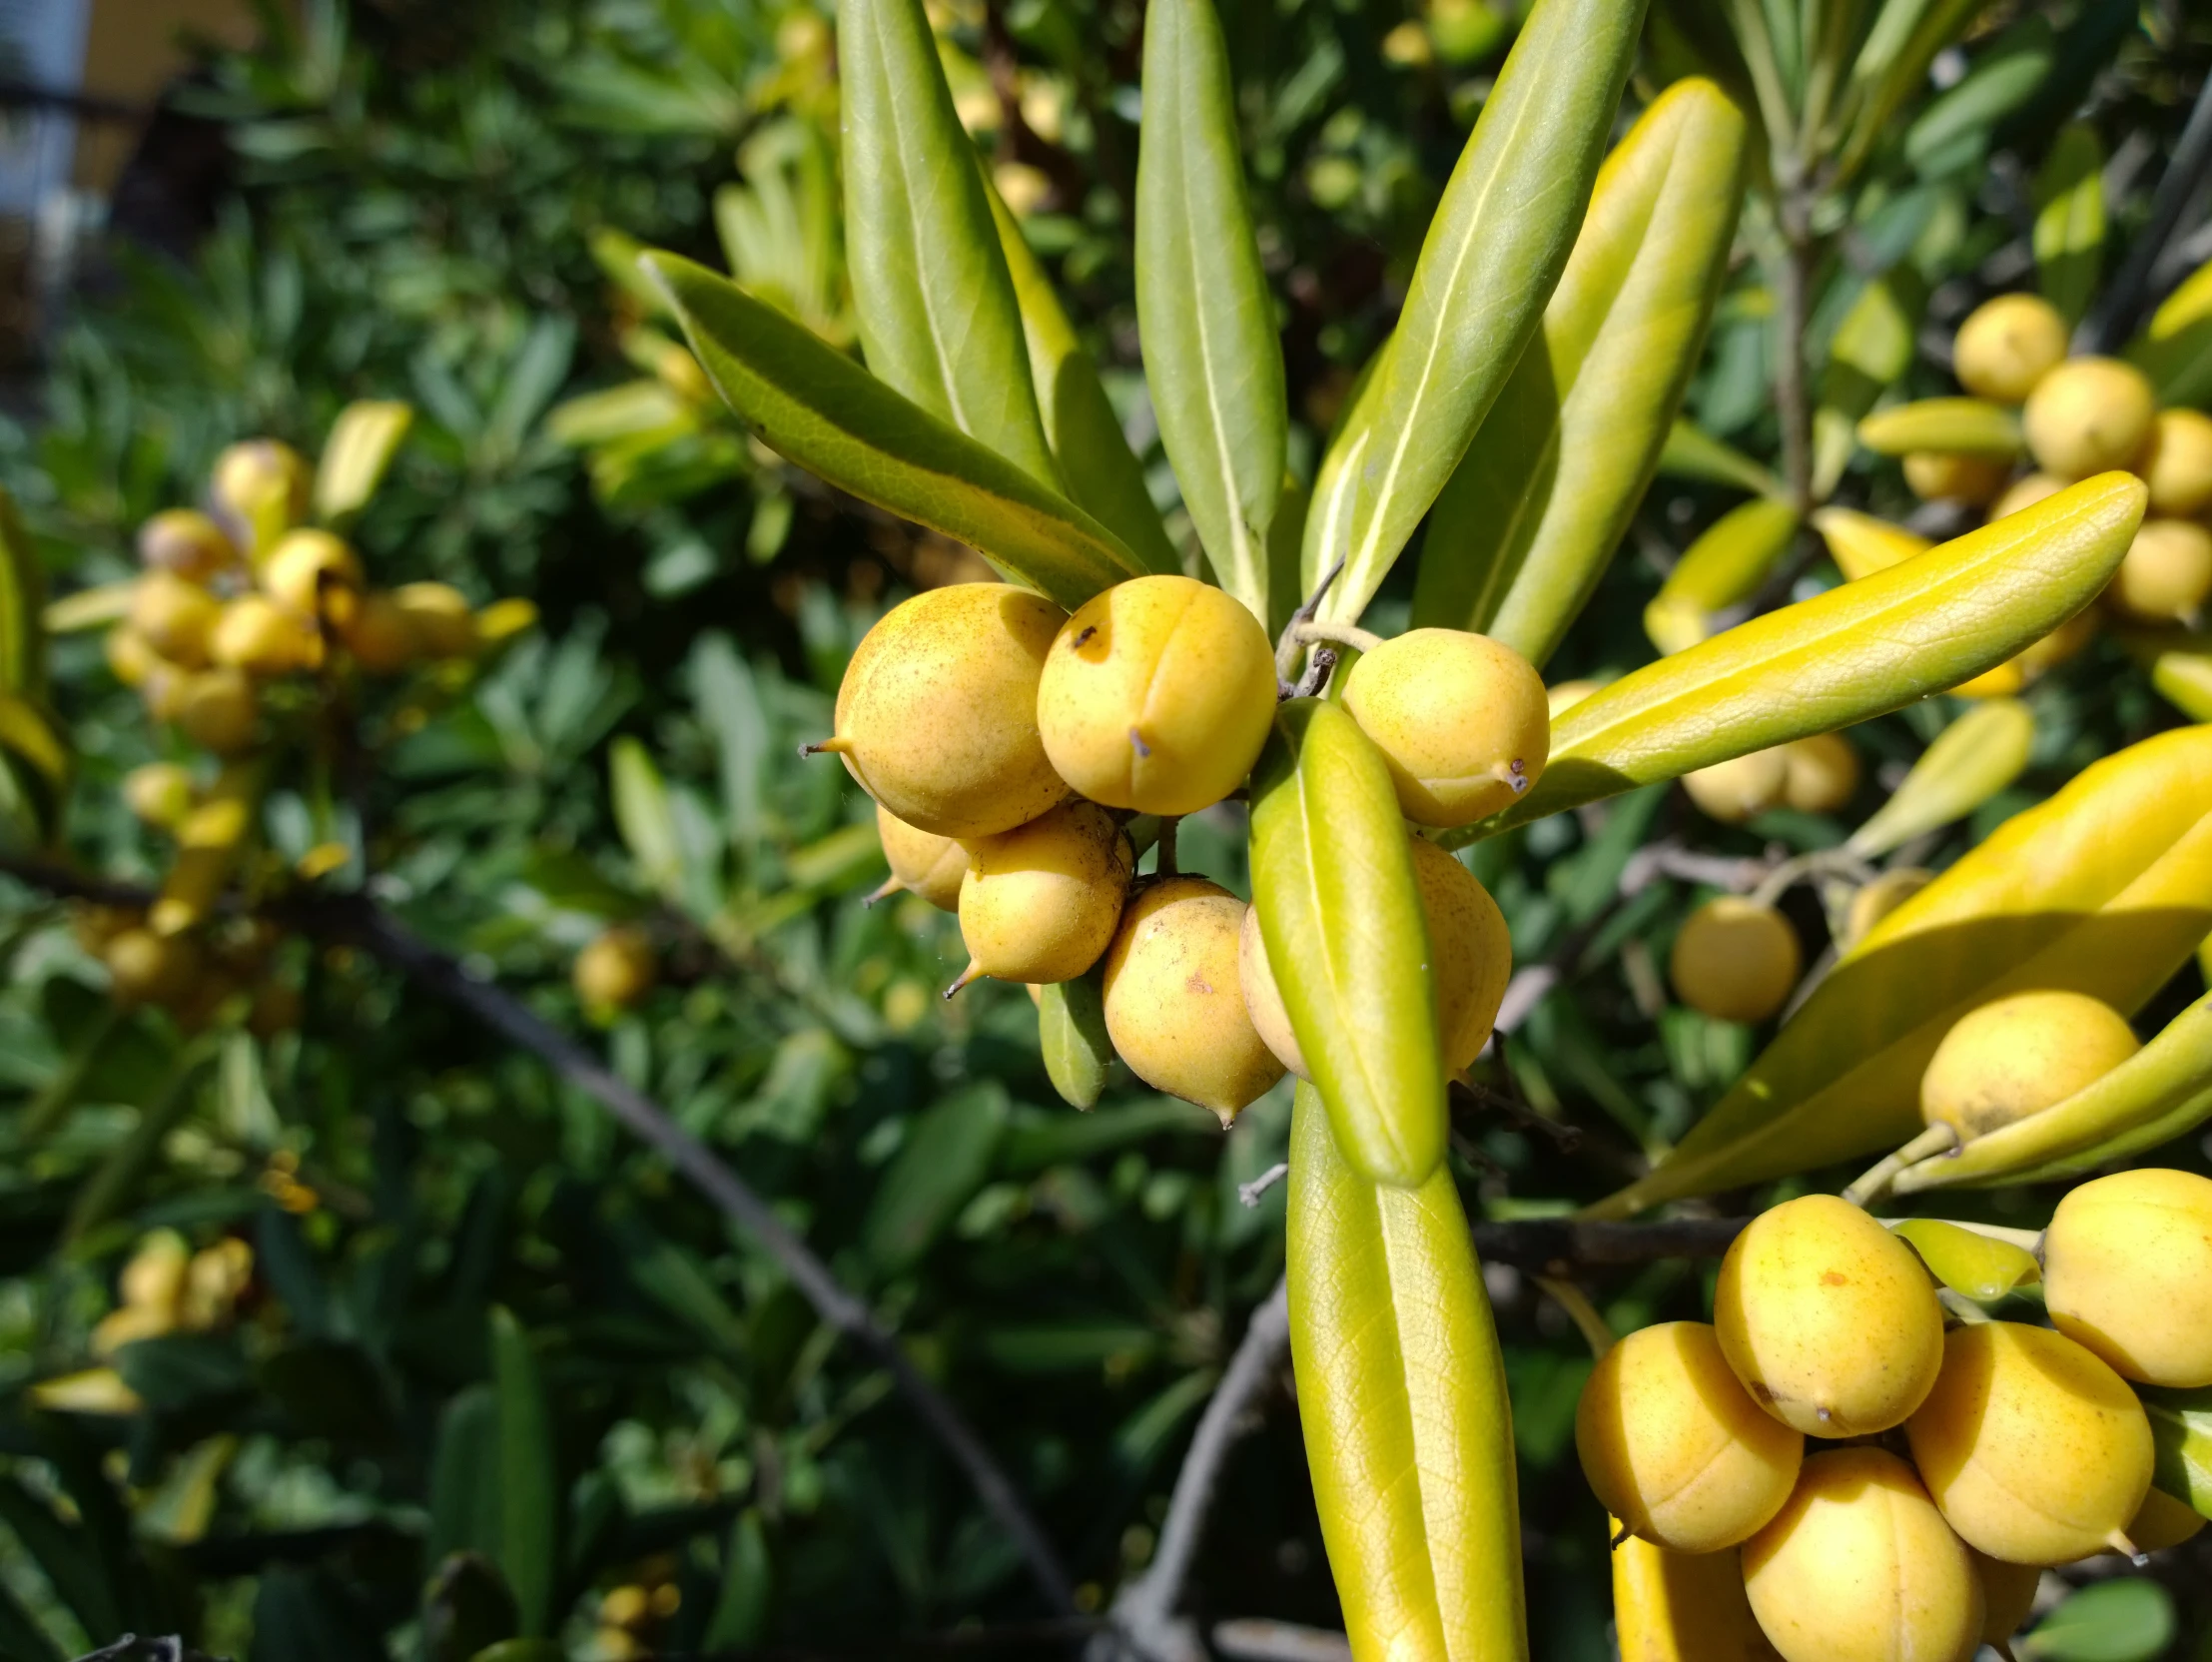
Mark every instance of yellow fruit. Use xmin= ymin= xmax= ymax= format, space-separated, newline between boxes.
xmin=1779 ymin=732 xmax=1859 ymax=814
xmin=106 ymin=627 xmax=158 ymax=688
xmin=1972 ymin=1554 xmax=2040 ymax=1649
xmin=2022 ymin=358 xmax=2155 ymax=479
xmin=1575 ymin=1320 xmax=1804 ymax=1553
xmin=1741 ymin=1448 xmax=1984 ymax=1662
xmin=1985 ymin=471 xmax=2065 ymax=522
xmin=2109 ymin=518 xmax=2212 ymax=622
xmin=1546 ymin=678 xmax=1603 ymax=720
xmin=574 ymin=926 xmax=656 ymax=1012
xmin=211 ymin=594 xmax=318 ymax=676
xmin=140 ymin=662 xmax=191 ymax=722
xmin=339 ymin=591 xmax=421 ymax=675
xmin=875 ymin=804 xmax=968 ymax=912
xmin=137 ymin=508 xmax=237 ymax=581
xmin=2138 ymin=408 xmax=2212 ymax=517
xmin=130 ymin=571 xmax=219 ymax=668
xmin=391 ymin=582 xmax=476 ymax=657
xmin=1033 ymin=574 xmax=1275 ymax=816
xmin=1669 ymin=898 xmax=1800 ymax=1026
xmin=1814 ymin=508 xmax=1929 ymax=581
xmin=2124 ymin=1486 xmax=2206 ymax=1553
xmin=261 ymin=528 xmax=365 ymax=620
xmin=211 ymin=438 xmax=309 ymax=539
xmin=119 ymin=1231 xmax=191 ymax=1315
xmin=1952 ymin=294 xmax=2069 ymax=404
xmin=1682 ymin=749 xmax=1788 ymax=823
xmin=1917 ymin=991 xmax=2140 ymax=1143
xmin=2042 ymin=1167 xmax=2212 ymax=1388
xmin=1842 ymin=868 xmax=1931 ymax=952
xmin=952 ymin=800 xmax=1132 ymax=989
xmin=1902 ymin=451 xmax=2010 ymax=505
xmin=1339 ymin=628 xmax=1550 ymax=826
xmin=822 ymin=583 xmax=1068 ymax=839
xmin=1240 ymin=835 xmax=1510 ymax=1077
xmin=122 ymin=763 xmax=196 ymax=830
xmin=1714 ymin=1194 xmax=1943 ymax=1437
xmin=175 ymin=669 xmax=260 ymax=755
xmin=1101 ymin=877 xmax=1284 ymax=1123
xmin=1905 ymin=1321 xmax=2152 ymax=1564
xmin=1612 ymin=1531 xmax=1783 ymax=1662
xmin=1948 ymin=608 xmax=2098 ymax=698
xmin=105 ymin=927 xmax=203 ymax=1008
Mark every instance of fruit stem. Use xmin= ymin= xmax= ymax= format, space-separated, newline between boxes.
xmin=1289 ymin=619 xmax=1385 ymax=657
xmin=1273 ymin=555 xmax=1347 ymax=683
xmin=863 ymin=875 xmax=903 ymax=909
xmin=1534 ymin=1274 xmax=1614 ymax=1360
xmin=943 ymin=960 xmax=983 ymax=1000
xmin=1842 ymin=1123 xmax=1960 ymax=1208
xmin=1155 ymin=816 xmax=1180 ymax=876
xmin=799 ymin=736 xmax=853 ymax=757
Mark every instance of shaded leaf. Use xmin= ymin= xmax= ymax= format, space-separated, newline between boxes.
xmin=489 ymin=1309 xmax=557 ymax=1637
xmin=863 ymin=1083 xmax=1010 ymax=1272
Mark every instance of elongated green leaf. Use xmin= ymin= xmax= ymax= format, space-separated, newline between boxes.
xmin=1643 ymin=496 xmax=1800 ymax=655
xmin=0 ymin=1474 xmax=117 ymax=1640
xmin=1656 ymin=417 xmax=1782 ymax=495
xmin=1836 ymin=0 xmax=1981 ymax=183
xmin=1457 ymin=472 xmax=2144 ymax=840
xmin=609 ymin=737 xmax=683 ymax=902
xmin=430 ymin=1384 xmax=502 ymax=1567
xmin=2128 ymin=254 xmax=2212 ymax=410
xmin=2144 ymin=1386 xmax=2212 ymax=1520
xmin=1136 ymin=0 xmax=1286 ymax=617
xmin=1901 ymin=16 xmax=2053 ymax=178
xmin=1888 ymin=1218 xmax=2039 ymax=1300
xmin=1592 ymin=721 xmax=2212 ymax=1217
xmin=1250 ymin=700 xmax=1444 ymax=1188
xmin=1856 ymin=397 xmax=2022 ymax=456
xmin=984 ymin=181 xmax=1178 ymax=574
xmin=1306 ymin=0 xmax=1645 ymax=624
xmin=489 ymin=1307 xmax=556 ymax=1637
xmin=863 ymin=1082 xmax=1010 ymax=1272
xmin=1412 ymin=78 xmax=1748 ymax=665
xmin=838 ymin=0 xmax=1055 ymax=483
xmin=0 ymin=486 xmax=44 ymax=700
xmin=645 ymin=254 xmax=1144 ymax=609
xmin=314 ymin=400 xmax=413 ymax=525
xmin=0 ymin=693 xmax=65 ymax=786
xmin=1285 ymin=1085 xmax=1525 ymax=1661
xmin=2023 ymin=1581 xmax=2176 ymax=1662
xmin=2033 ymin=123 xmax=2104 ymax=330
xmin=1038 ymin=970 xmax=1113 ymax=1111
xmin=1846 ymin=697 xmax=2033 ymax=857
xmin=1895 ymin=988 xmax=2212 ymax=1192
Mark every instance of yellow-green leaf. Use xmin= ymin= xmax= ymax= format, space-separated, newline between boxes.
xmin=314 ymin=400 xmax=414 ymax=525
xmin=2129 ymin=253 xmax=2212 ymax=409
xmin=1250 ymin=699 xmax=1445 ymax=1189
xmin=1642 ymin=496 xmax=1800 ymax=655
xmin=0 ymin=694 xmax=65 ymax=787
xmin=1038 ymin=969 xmax=1113 ymax=1111
xmin=1656 ymin=417 xmax=1782 ymax=496
xmin=1845 ymin=697 xmax=2034 ymax=858
xmin=1286 ymin=1084 xmax=1526 ymax=1662
xmin=41 ymin=580 xmax=136 ymax=634
xmin=0 ymin=486 xmax=44 ymax=700
xmin=1591 ymin=722 xmax=2212 ymax=1217
xmin=1454 ymin=472 xmax=2143 ymax=841
xmin=2032 ymin=123 xmax=2103 ymax=330
xmin=1306 ymin=0 xmax=1644 ymax=625
xmin=2144 ymin=1387 xmax=2212 ymax=1521
xmin=644 ymin=253 xmax=1144 ymax=610
xmin=1412 ymin=78 xmax=1749 ymax=666
xmin=1888 ymin=1218 xmax=2040 ymax=1300
xmin=1856 ymin=398 xmax=2022 ymax=457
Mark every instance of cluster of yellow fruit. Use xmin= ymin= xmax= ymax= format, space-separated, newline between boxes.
xmin=88 ymin=1229 xmax=255 ymax=1357
xmin=833 ymin=573 xmax=1547 ymax=1119
xmin=1583 ymin=1169 xmax=2212 ymax=1662
xmin=71 ymin=898 xmax=298 ymax=1034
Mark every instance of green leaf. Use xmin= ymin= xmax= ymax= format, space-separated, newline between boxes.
xmin=609 ymin=737 xmax=683 ymax=903
xmin=1855 ymin=397 xmax=2022 ymax=456
xmin=314 ymin=399 xmax=413 ymax=525
xmin=1304 ymin=0 xmax=1644 ymax=625
xmin=429 ymin=1384 xmax=502 ymax=1567
xmin=704 ymin=1507 xmax=772 ymax=1649
xmin=984 ymin=179 xmax=1179 ymax=575
xmin=1655 ymin=418 xmax=1782 ymax=495
xmin=0 ymin=1474 xmax=117 ymax=1640
xmin=489 ymin=1307 xmax=557 ymax=1637
xmin=838 ymin=0 xmax=1056 ymax=483
xmin=1135 ymin=0 xmax=1287 ymax=618
xmin=0 ymin=1575 xmax=60 ymax=1662
xmin=1251 ymin=699 xmax=1445 ymax=1189
xmin=1593 ymin=720 xmax=2212 ymax=1217
xmin=644 ymin=253 xmax=1144 ymax=610
xmin=2033 ymin=123 xmax=2104 ymax=330
xmin=1038 ymin=969 xmax=1114 ymax=1111
xmin=1845 ymin=697 xmax=2034 ymax=858
xmin=0 ymin=486 xmax=46 ymax=703
xmin=1643 ymin=496 xmax=1801 ymax=655
xmin=2143 ymin=1385 xmax=2212 ymax=1520
xmin=1285 ymin=1085 xmax=1525 ymax=1660
xmin=1902 ymin=16 xmax=2054 ymax=179
xmin=2129 ymin=254 xmax=2212 ymax=409
xmin=0 ymin=693 xmax=67 ymax=788
xmin=1412 ymin=77 xmax=1749 ymax=666
xmin=1888 ymin=1218 xmax=2039 ymax=1301
xmin=1460 ymin=472 xmax=2144 ymax=839
xmin=2021 ymin=1580 xmax=2176 ymax=1662
xmin=421 ymin=1552 xmax=520 ymax=1662
xmin=863 ymin=1082 xmax=1010 ymax=1273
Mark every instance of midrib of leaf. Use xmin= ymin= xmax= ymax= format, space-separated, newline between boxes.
xmin=874 ymin=8 xmax=975 ymax=438
xmin=1375 ymin=1194 xmax=1445 ymax=1628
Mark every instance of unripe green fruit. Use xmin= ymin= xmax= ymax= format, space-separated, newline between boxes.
xmin=1918 ymin=991 xmax=2139 ymax=1143
xmin=1682 ymin=748 xmax=1788 ymax=823
xmin=1101 ymin=877 xmax=1284 ymax=1123
xmin=175 ymin=668 xmax=260 ymax=755
xmin=1902 ymin=451 xmax=2010 ymax=505
xmin=1339 ymin=628 xmax=1549 ymax=826
xmin=1741 ymin=1447 xmax=1984 ymax=1662
xmin=1779 ymin=732 xmax=1858 ymax=814
xmin=1905 ymin=1320 xmax=2152 ymax=1564
xmin=1985 ymin=471 xmax=2064 ymax=522
xmin=392 ymin=582 xmax=477 ymax=658
xmin=2022 ymin=358 xmax=2155 ymax=480
xmin=105 ymin=927 xmax=203 ymax=1008
xmin=137 ymin=509 xmax=238 ymax=582
xmin=122 ymin=763 xmax=197 ymax=830
xmin=211 ymin=594 xmax=318 ymax=676
xmin=130 ymin=571 xmax=219 ymax=668
xmin=1669 ymin=898 xmax=1800 ymax=1026
xmin=1715 ymin=1195 xmax=1943 ymax=1437
xmin=2109 ymin=518 xmax=2212 ymax=622
xmin=574 ymin=926 xmax=656 ymax=1012
xmin=1971 ymin=1554 xmax=2039 ymax=1650
xmin=1842 ymin=868 xmax=1931 ymax=952
xmin=824 ymin=583 xmax=1068 ymax=838
xmin=339 ymin=591 xmax=421 ymax=675
xmin=1952 ymin=294 xmax=2068 ymax=404
xmin=1239 ymin=835 xmax=1510 ymax=1077
xmin=2043 ymin=1167 xmax=2212 ymax=1388
xmin=875 ymin=804 xmax=967 ymax=912
xmin=1033 ymin=574 xmax=1275 ymax=816
xmin=2139 ymin=408 xmax=2212 ymax=517
xmin=953 ymin=800 xmax=1131 ymax=989
xmin=1575 ymin=1320 xmax=1804 ymax=1553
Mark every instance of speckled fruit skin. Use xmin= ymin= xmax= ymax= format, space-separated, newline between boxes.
xmin=830 ymin=583 xmax=1068 ymax=839
xmin=956 ymin=800 xmax=1132 ymax=986
xmin=2022 ymin=358 xmax=2156 ymax=480
xmin=1953 ymin=294 xmax=2069 ymax=404
xmin=1574 ymin=1320 xmax=1805 ymax=1553
xmin=1714 ymin=1195 xmax=1944 ymax=1437
xmin=1742 ymin=1448 xmax=1984 ymax=1662
xmin=1918 ymin=991 xmax=2140 ymax=1143
xmin=1102 ymin=877 xmax=1283 ymax=1122
xmin=1033 ymin=575 xmax=1277 ymax=816
xmin=1683 ymin=748 xmax=1789 ymax=823
xmin=2043 ymin=1167 xmax=2212 ymax=1388
xmin=1669 ymin=898 xmax=1801 ymax=1026
xmin=1239 ymin=835 xmax=1510 ymax=1077
xmin=1339 ymin=628 xmax=1550 ymax=827
xmin=876 ymin=805 xmax=968 ymax=912
xmin=1971 ymin=1554 xmax=2040 ymax=1650
xmin=2111 ymin=519 xmax=2212 ymax=622
xmin=1905 ymin=1321 xmax=2153 ymax=1565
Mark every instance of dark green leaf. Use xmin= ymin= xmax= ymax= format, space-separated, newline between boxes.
xmin=489 ymin=1307 xmax=557 ymax=1637
xmin=863 ymin=1083 xmax=1010 ymax=1273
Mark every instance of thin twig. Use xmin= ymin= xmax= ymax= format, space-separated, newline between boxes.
xmin=1274 ymin=557 xmax=1346 ymax=686
xmin=1236 ymin=1162 xmax=1289 ymax=1209
xmin=1773 ymin=177 xmax=1818 ymax=516
xmin=1289 ymin=645 xmax=1337 ymax=701
xmin=1210 ymin=1620 xmax=1352 ymax=1662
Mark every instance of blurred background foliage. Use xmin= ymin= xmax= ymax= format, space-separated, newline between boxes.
xmin=0 ymin=0 xmax=2209 ymax=1658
